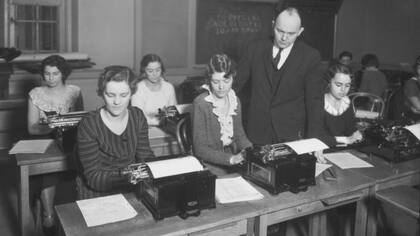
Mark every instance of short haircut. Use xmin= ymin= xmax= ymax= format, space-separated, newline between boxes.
xmin=205 ymin=53 xmax=237 ymax=85
xmin=324 ymin=63 xmax=351 ymax=83
xmin=97 ymin=65 xmax=137 ymax=96
xmin=273 ymin=6 xmax=302 ymax=25
xmin=139 ymin=54 xmax=166 ymax=75
xmin=339 ymin=51 xmax=353 ymax=60
xmin=40 ymin=55 xmax=72 ymax=83
xmin=361 ymin=53 xmax=379 ymax=68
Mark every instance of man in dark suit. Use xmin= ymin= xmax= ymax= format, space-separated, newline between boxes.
xmin=235 ymin=7 xmax=325 ymax=145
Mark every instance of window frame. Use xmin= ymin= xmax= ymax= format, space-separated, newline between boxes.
xmin=4 ymin=0 xmax=74 ymax=53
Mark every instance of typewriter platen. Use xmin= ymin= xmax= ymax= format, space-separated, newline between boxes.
xmin=357 ymin=120 xmax=420 ymax=163
xmin=243 ymin=143 xmax=316 ymax=194
xmin=123 ymin=156 xmax=216 ymax=220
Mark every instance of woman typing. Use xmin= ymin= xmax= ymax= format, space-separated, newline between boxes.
xmin=76 ymin=66 xmax=155 ymax=200
xmin=192 ymin=53 xmax=252 ymax=176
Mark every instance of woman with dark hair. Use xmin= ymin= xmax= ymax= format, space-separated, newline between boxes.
xmin=317 ymin=64 xmax=362 ymax=159
xmin=76 ymin=65 xmax=155 ymax=200
xmin=192 ymin=53 xmax=252 ymax=176
xmin=131 ymin=54 xmax=177 ymax=126
xmin=358 ymin=53 xmax=388 ymax=97
xmin=403 ymin=55 xmax=420 ymax=122
xmin=27 ymin=54 xmax=83 ymax=234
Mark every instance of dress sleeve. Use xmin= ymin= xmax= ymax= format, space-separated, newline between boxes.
xmin=192 ymin=98 xmax=232 ymax=166
xmin=233 ymin=98 xmax=252 ymax=150
xmin=77 ymin=115 xmax=124 ymax=192
xmin=134 ymin=108 xmax=155 ymax=161
xmin=167 ymin=82 xmax=178 ymax=106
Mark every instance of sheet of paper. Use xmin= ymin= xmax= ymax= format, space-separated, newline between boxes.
xmin=9 ymin=139 xmax=53 ymax=154
xmin=315 ymin=163 xmax=332 ymax=177
xmin=147 ymin=156 xmax=204 ymax=179
xmin=216 ymin=176 xmax=264 ymax=204
xmin=175 ymin=104 xmax=192 ymax=114
xmin=284 ymin=138 xmax=329 ymax=155
xmin=404 ymin=123 xmax=420 ymax=140
xmin=324 ymin=152 xmax=373 ymax=169
xmin=148 ymin=126 xmax=170 ymax=139
xmin=76 ymin=194 xmax=137 ymax=227
xmin=355 ymin=110 xmax=380 ymax=119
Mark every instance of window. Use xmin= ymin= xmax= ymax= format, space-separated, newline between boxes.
xmin=5 ymin=0 xmax=75 ymax=53
xmin=13 ymin=4 xmax=59 ymax=52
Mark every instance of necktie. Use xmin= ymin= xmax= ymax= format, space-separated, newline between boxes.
xmin=272 ymin=48 xmax=282 ymax=69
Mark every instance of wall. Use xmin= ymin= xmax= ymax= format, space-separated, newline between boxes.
xmin=336 ymin=0 xmax=420 ymax=65
xmin=78 ymin=0 xmax=135 ymax=69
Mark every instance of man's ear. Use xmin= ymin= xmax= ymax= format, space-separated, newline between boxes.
xmin=297 ymin=27 xmax=304 ymax=36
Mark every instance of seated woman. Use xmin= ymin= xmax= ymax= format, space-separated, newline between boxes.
xmin=404 ymin=55 xmax=420 ymax=123
xmin=131 ymin=54 xmax=177 ymax=126
xmin=27 ymin=55 xmax=83 ymax=234
xmin=358 ymin=53 xmax=388 ymax=98
xmin=318 ymin=64 xmax=363 ymax=158
xmin=76 ymin=66 xmax=155 ymax=200
xmin=192 ymin=53 xmax=252 ymax=176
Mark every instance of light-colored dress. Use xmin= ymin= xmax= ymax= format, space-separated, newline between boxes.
xmin=131 ymin=80 xmax=177 ymax=125
xmin=29 ymin=84 xmax=81 ymax=122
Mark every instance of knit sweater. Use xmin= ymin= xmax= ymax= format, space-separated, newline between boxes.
xmin=192 ymin=92 xmax=252 ymax=166
xmin=76 ymin=106 xmax=155 ymax=199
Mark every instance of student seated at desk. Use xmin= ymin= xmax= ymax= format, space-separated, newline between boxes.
xmin=131 ymin=54 xmax=177 ymax=126
xmin=318 ymin=64 xmax=363 ymax=154
xmin=76 ymin=66 xmax=155 ymax=200
xmin=404 ymin=55 xmax=420 ymax=123
xmin=358 ymin=53 xmax=388 ymax=98
xmin=192 ymin=53 xmax=252 ymax=176
xmin=27 ymin=55 xmax=83 ymax=235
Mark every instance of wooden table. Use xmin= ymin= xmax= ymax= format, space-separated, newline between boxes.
xmin=54 ymin=166 xmax=374 ymax=236
xmin=250 ymin=166 xmax=373 ymax=236
xmin=344 ymin=151 xmax=420 ymax=236
xmin=15 ymin=127 xmax=181 ymax=236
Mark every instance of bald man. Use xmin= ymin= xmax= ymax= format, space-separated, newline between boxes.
xmin=235 ymin=7 xmax=325 ymax=144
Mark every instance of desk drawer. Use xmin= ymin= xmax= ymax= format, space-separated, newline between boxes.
xmin=266 ymin=190 xmax=366 ymax=225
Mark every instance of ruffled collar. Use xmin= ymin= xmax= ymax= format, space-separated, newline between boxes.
xmin=202 ymin=84 xmax=238 ymax=146
xmin=324 ymin=93 xmax=350 ymax=116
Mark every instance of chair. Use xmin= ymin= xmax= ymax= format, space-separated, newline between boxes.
xmin=175 ymin=115 xmax=193 ymax=155
xmin=349 ymin=92 xmax=385 ymax=120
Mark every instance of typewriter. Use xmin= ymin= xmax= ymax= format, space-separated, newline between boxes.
xmin=123 ymin=156 xmax=216 ymax=220
xmin=357 ymin=120 xmax=420 ymax=163
xmin=243 ymin=143 xmax=316 ymax=194
xmin=158 ymin=104 xmax=192 ymax=135
xmin=44 ymin=111 xmax=88 ymax=152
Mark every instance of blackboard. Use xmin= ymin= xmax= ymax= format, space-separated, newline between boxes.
xmin=196 ymin=0 xmax=276 ymax=64
xmin=196 ymin=0 xmax=337 ymax=64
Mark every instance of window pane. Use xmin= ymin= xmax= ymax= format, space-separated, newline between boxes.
xmin=15 ymin=22 xmax=36 ymax=51
xmin=39 ymin=6 xmax=57 ymax=21
xmin=16 ymin=5 xmax=36 ymax=20
xmin=39 ymin=22 xmax=58 ymax=51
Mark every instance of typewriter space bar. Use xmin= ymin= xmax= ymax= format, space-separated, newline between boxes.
xmin=321 ymin=192 xmax=363 ymax=206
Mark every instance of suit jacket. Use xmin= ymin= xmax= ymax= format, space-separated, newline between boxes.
xmin=235 ymin=39 xmax=325 ymax=145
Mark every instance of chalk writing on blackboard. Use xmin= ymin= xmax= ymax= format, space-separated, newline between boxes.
xmin=196 ymin=0 xmax=275 ymax=64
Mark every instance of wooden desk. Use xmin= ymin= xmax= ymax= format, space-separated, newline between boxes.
xmin=15 ymin=127 xmax=181 ymax=236
xmin=250 ymin=166 xmax=373 ymax=236
xmin=55 ymin=166 xmax=374 ymax=236
xmin=56 ymin=193 xmax=257 ymax=236
xmin=344 ymin=151 xmax=420 ymax=236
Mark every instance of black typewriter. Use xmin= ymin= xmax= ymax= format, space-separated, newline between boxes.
xmin=243 ymin=143 xmax=316 ymax=194
xmin=357 ymin=120 xmax=420 ymax=163
xmin=158 ymin=104 xmax=191 ymax=135
xmin=123 ymin=156 xmax=216 ymax=220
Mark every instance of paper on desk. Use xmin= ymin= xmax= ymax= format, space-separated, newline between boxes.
xmin=76 ymin=194 xmax=137 ymax=227
xmin=216 ymin=176 xmax=264 ymax=204
xmin=324 ymin=152 xmax=373 ymax=169
xmin=355 ymin=110 xmax=380 ymax=119
xmin=147 ymin=156 xmax=203 ymax=179
xmin=284 ymin=138 xmax=329 ymax=155
xmin=315 ymin=163 xmax=332 ymax=177
xmin=404 ymin=123 xmax=420 ymax=140
xmin=175 ymin=104 xmax=192 ymax=114
xmin=9 ymin=139 xmax=53 ymax=154
xmin=148 ymin=126 xmax=170 ymax=139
